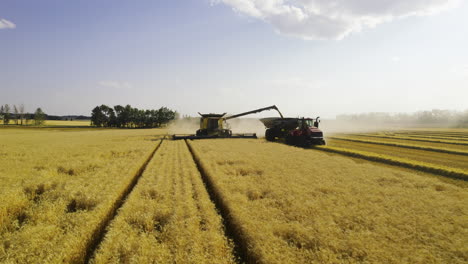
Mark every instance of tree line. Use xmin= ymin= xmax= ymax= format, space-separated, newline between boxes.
xmin=91 ymin=104 xmax=177 ymax=128
xmin=0 ymin=104 xmax=46 ymax=125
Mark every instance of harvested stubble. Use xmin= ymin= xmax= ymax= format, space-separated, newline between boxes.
xmin=0 ymin=128 xmax=162 ymax=263
xmin=395 ymin=130 xmax=468 ymax=138
xmin=325 ymin=138 xmax=468 ymax=172
xmin=333 ymin=134 xmax=468 ymax=151
xmin=189 ymin=139 xmax=467 ymax=264
xmin=92 ymin=140 xmax=236 ymax=264
xmin=402 ymin=134 xmax=468 ymax=141
xmin=316 ymin=145 xmax=468 ymax=180
xmin=352 ymin=134 xmax=468 ymax=146
xmin=328 ymin=136 xmax=468 ymax=156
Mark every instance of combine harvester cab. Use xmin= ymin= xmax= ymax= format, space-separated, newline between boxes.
xmin=261 ymin=117 xmax=326 ymax=147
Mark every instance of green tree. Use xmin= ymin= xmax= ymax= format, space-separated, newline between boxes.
xmin=34 ymin=108 xmax=46 ymax=125
xmin=0 ymin=105 xmax=4 ymax=124
xmin=3 ymin=104 xmax=11 ymax=124
xmin=13 ymin=105 xmax=19 ymax=125
xmin=19 ymin=104 xmax=25 ymax=125
xmin=91 ymin=106 xmax=105 ymax=127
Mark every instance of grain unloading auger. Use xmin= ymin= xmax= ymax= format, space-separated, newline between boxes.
xmin=172 ymin=105 xmax=283 ymax=140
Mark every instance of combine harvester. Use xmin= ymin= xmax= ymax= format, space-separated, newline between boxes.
xmin=173 ymin=105 xmax=326 ymax=146
xmin=172 ymin=105 xmax=283 ymax=140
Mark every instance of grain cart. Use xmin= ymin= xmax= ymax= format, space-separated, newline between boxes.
xmin=172 ymin=105 xmax=283 ymax=140
xmin=260 ymin=117 xmax=325 ymax=146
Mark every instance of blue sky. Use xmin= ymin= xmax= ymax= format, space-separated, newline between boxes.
xmin=1 ymin=0 xmax=467 ymax=118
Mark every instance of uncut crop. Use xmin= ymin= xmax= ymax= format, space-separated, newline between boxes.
xmin=0 ymin=128 xmax=162 ymax=263
xmin=189 ymin=139 xmax=467 ymax=264
xmin=92 ymin=140 xmax=235 ymax=264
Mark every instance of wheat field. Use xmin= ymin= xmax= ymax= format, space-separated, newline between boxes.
xmin=1 ymin=127 xmax=467 ymax=263
xmin=188 ymin=139 xmax=467 ymax=263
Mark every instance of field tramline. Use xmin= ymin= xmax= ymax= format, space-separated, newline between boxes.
xmin=92 ymin=140 xmax=236 ymax=263
xmin=187 ymin=139 xmax=467 ymax=263
xmin=0 ymin=127 xmax=466 ymax=263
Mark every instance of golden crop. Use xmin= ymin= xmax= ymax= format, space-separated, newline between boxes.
xmin=328 ymin=136 xmax=468 ymax=156
xmin=92 ymin=140 xmax=236 ymax=264
xmin=188 ymin=139 xmax=467 ymax=263
xmin=352 ymin=133 xmax=468 ymax=146
xmin=1 ymin=127 xmax=467 ymax=263
xmin=325 ymin=138 xmax=468 ymax=171
xmin=0 ymin=128 xmax=161 ymax=263
xmin=317 ymin=145 xmax=467 ymax=180
xmin=44 ymin=120 xmax=91 ymax=126
xmin=335 ymin=134 xmax=468 ymax=151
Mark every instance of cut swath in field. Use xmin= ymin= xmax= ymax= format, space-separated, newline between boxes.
xmin=0 ymin=129 xmax=162 ymax=263
xmin=328 ymin=136 xmax=468 ymax=156
xmin=332 ymin=134 xmax=468 ymax=151
xmin=188 ymin=139 xmax=467 ymax=263
xmin=351 ymin=134 xmax=468 ymax=145
xmin=325 ymin=138 xmax=468 ymax=172
xmin=393 ymin=130 xmax=468 ymax=138
xmin=399 ymin=134 xmax=468 ymax=141
xmin=316 ymin=145 xmax=468 ymax=180
xmin=91 ymin=140 xmax=236 ymax=264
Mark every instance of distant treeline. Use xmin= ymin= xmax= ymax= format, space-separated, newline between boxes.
xmin=91 ymin=105 xmax=177 ymax=128
xmin=47 ymin=115 xmax=90 ymax=120
xmin=0 ymin=104 xmax=47 ymax=125
xmin=337 ymin=109 xmax=468 ymax=127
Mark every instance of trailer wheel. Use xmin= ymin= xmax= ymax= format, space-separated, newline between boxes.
xmin=265 ymin=129 xmax=276 ymax=141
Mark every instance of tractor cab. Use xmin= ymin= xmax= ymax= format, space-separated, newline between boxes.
xmin=298 ymin=117 xmax=320 ymax=129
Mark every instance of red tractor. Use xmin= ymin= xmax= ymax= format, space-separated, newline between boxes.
xmin=261 ymin=117 xmax=325 ymax=147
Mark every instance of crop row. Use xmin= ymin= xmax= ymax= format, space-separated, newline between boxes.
xmin=92 ymin=140 xmax=236 ymax=263
xmin=395 ymin=130 xmax=468 ymax=137
xmin=316 ymin=145 xmax=467 ymax=180
xmin=326 ymin=138 xmax=468 ymax=171
xmin=378 ymin=132 xmax=468 ymax=141
xmin=351 ymin=134 xmax=468 ymax=145
xmin=400 ymin=134 xmax=468 ymax=141
xmin=188 ymin=139 xmax=467 ymax=263
xmin=328 ymin=136 xmax=468 ymax=156
xmin=0 ymin=129 xmax=161 ymax=263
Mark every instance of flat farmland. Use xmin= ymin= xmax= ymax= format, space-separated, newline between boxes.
xmin=325 ymin=138 xmax=468 ymax=170
xmin=1 ymin=127 xmax=467 ymax=263
xmin=324 ymin=130 xmax=468 ymax=179
xmin=188 ymin=139 xmax=467 ymax=263
xmin=0 ymin=128 xmax=163 ymax=263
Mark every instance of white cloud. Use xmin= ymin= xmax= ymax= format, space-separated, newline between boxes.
xmin=213 ymin=0 xmax=460 ymax=40
xmin=98 ymin=81 xmax=133 ymax=89
xmin=0 ymin=18 xmax=16 ymax=29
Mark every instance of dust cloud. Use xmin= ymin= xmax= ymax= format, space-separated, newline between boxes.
xmin=228 ymin=118 xmax=267 ymax=137
xmin=167 ymin=118 xmax=199 ymax=135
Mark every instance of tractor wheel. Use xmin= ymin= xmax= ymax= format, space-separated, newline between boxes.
xmin=265 ymin=129 xmax=276 ymax=141
xmin=285 ymin=134 xmax=294 ymax=145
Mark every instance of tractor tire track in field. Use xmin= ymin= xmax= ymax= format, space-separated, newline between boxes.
xmin=328 ymin=136 xmax=468 ymax=156
xmin=314 ymin=145 xmax=468 ymax=181
xmin=351 ymin=134 xmax=468 ymax=146
xmin=185 ymin=139 xmax=256 ymax=264
xmin=84 ymin=139 xmax=164 ymax=264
